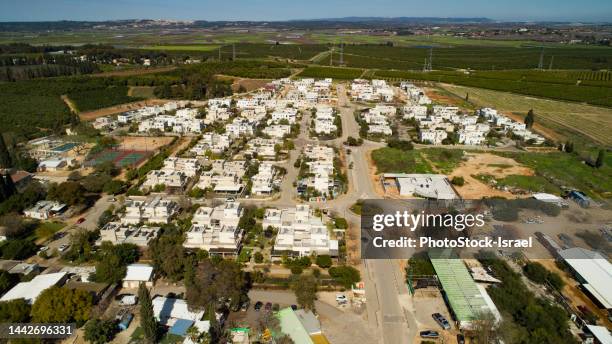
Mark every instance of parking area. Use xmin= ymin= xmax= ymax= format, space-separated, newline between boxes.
xmin=412 ymin=289 xmax=462 ymax=343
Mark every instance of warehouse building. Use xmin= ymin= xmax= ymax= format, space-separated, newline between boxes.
xmin=559 ymin=247 xmax=612 ymax=310
xmin=429 ymin=251 xmax=501 ymax=329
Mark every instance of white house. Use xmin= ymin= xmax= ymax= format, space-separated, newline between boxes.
xmin=123 ymin=264 xmax=154 ymax=288
xmin=420 ymin=129 xmax=448 ymax=144
xmin=23 ymin=201 xmax=67 ymax=220
xmin=265 ymin=205 xmax=338 ymax=257
xmin=184 ymin=201 xmax=244 ymax=256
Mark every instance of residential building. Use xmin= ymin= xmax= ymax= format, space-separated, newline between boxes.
xmin=184 ymin=201 xmax=244 ymax=256
xmin=265 ymin=205 xmax=338 ymax=257
xmin=123 ymin=264 xmax=154 ymax=288
xmin=420 ymin=129 xmax=448 ymax=144
xmin=121 ymin=196 xmax=179 ymax=224
xmin=0 ymin=272 xmax=68 ymax=304
xmin=23 ymin=201 xmax=67 ymax=220
xmin=99 ymin=222 xmax=161 ymax=247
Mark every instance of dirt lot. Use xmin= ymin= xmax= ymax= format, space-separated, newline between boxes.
xmin=410 ymin=289 xmax=460 ymax=343
xmin=115 ymin=136 xmax=174 ymax=152
xmin=448 ymin=153 xmax=533 ymax=199
xmin=215 ymin=74 xmax=272 ymax=93
xmin=79 ymin=99 xmax=170 ymax=121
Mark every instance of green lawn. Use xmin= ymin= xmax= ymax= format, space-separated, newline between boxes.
xmin=496 ymin=175 xmax=561 ymax=194
xmin=497 ymin=152 xmax=612 ymax=200
xmin=35 ymin=221 xmax=66 ymax=243
xmin=371 ymin=148 xmax=433 ymax=174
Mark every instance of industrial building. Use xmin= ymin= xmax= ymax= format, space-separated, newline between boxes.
xmin=429 ymin=251 xmax=501 ymax=329
xmin=383 ymin=173 xmax=457 ymax=200
xmin=559 ymin=247 xmax=612 ymax=309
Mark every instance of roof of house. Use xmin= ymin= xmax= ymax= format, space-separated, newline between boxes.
xmin=586 ymin=325 xmax=612 ymax=344
xmin=169 ymin=319 xmax=194 ymax=336
xmin=152 ymin=296 xmax=205 ymax=325
xmin=559 ymin=247 xmax=612 ymax=309
xmin=0 ymin=272 xmax=67 ymax=303
xmin=277 ymin=308 xmax=314 ymax=344
xmin=123 ymin=264 xmax=153 ymax=282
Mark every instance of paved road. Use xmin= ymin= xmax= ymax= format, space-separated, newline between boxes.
xmin=46 ymin=195 xmax=113 ymax=252
xmin=249 ymin=84 xmax=416 ymax=344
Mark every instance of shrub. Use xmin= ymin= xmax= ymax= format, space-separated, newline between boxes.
xmin=316 ymin=255 xmax=333 ymax=269
xmin=451 ymin=176 xmax=465 ymax=186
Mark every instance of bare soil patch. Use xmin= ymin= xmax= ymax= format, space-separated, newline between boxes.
xmin=114 ymin=136 xmax=174 ymax=152
xmin=79 ymin=99 xmax=170 ymax=121
xmin=215 ymin=75 xmax=271 ymax=93
xmin=448 ymin=153 xmax=533 ymax=199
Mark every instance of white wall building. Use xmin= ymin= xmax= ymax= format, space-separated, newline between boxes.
xmin=265 ymin=205 xmax=338 ymax=257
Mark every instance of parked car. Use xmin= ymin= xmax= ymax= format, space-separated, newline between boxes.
xmin=457 ymin=334 xmax=465 ymax=344
xmin=254 ymin=301 xmax=263 ymax=311
xmin=240 ymin=300 xmax=250 ymax=312
xmin=76 ymin=217 xmax=86 ymax=224
xmin=58 ymin=244 xmax=69 ymax=252
xmin=336 ymin=294 xmax=348 ymax=303
xmin=264 ymin=302 xmax=272 ymax=311
xmin=291 ymin=304 xmax=298 ymax=311
xmin=38 ymin=246 xmax=49 ymax=253
xmin=432 ymin=312 xmax=451 ymax=330
xmin=419 ymin=330 xmax=440 ymax=339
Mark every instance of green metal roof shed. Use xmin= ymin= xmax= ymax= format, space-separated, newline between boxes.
xmin=429 ymin=251 xmax=492 ymax=328
xmin=277 ymin=308 xmax=314 ymax=344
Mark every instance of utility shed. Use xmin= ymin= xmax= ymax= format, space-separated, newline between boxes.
xmin=559 ymin=247 xmax=612 ymax=309
xmin=429 ymin=251 xmax=500 ymax=329
xmin=277 ymin=308 xmax=314 ymax=344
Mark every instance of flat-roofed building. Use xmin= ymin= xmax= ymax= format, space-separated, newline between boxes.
xmin=265 ymin=205 xmax=338 ymax=257
xmin=99 ymin=222 xmax=160 ymax=247
xmin=559 ymin=247 xmax=612 ymax=310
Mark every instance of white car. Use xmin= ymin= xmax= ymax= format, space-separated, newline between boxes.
xmin=336 ymin=294 xmax=348 ymax=303
xmin=38 ymin=246 xmax=49 ymax=253
xmin=58 ymin=244 xmax=69 ymax=252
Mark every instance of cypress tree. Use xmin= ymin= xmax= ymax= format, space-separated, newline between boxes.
xmin=4 ymin=173 xmax=16 ymax=197
xmin=0 ymin=135 xmax=12 ymax=169
xmin=525 ymin=109 xmax=535 ymax=129
xmin=138 ymin=282 xmax=157 ymax=344
xmin=595 ymin=149 xmax=605 ymax=168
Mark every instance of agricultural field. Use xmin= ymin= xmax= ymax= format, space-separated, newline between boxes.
xmin=0 ymin=77 xmax=149 ymax=138
xmin=218 ymin=43 xmax=328 ymax=60
xmin=138 ymin=44 xmax=222 ymax=52
xmin=298 ymin=66 xmax=364 ymax=79
xmin=374 ymin=69 xmax=612 ymax=107
xmin=334 ymin=45 xmax=612 ymax=70
xmin=439 ymin=83 xmax=612 ymax=147
xmin=67 ymin=85 xmax=138 ymax=112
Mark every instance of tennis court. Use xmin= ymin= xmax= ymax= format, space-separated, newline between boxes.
xmin=86 ymin=149 xmax=150 ymax=168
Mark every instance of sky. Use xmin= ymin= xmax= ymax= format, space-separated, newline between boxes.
xmin=1 ymin=0 xmax=611 ymax=22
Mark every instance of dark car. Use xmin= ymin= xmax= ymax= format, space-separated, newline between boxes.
xmin=76 ymin=217 xmax=86 ymax=224
xmin=457 ymin=334 xmax=465 ymax=344
xmin=290 ymin=304 xmax=298 ymax=311
xmin=254 ymin=301 xmax=263 ymax=311
xmin=264 ymin=302 xmax=272 ymax=311
xmin=419 ymin=330 xmax=440 ymax=339
xmin=432 ymin=312 xmax=451 ymax=330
